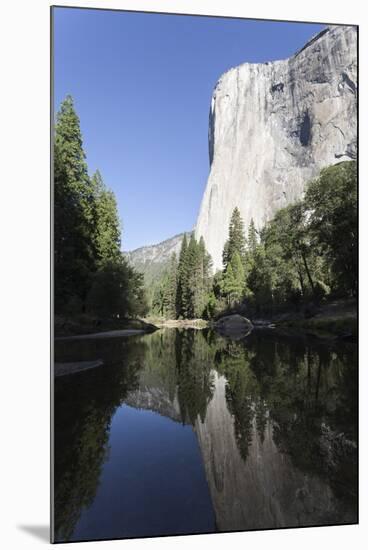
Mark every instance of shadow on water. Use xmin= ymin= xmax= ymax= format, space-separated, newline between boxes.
xmin=53 ymin=328 xmax=357 ymax=541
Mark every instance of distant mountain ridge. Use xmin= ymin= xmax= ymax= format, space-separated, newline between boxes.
xmin=125 ymin=231 xmax=192 ymax=284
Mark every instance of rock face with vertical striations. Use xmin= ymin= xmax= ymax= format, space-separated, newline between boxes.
xmin=195 ymin=25 xmax=357 ymax=271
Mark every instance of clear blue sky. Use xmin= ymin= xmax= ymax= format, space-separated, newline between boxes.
xmin=53 ymin=7 xmax=324 ymax=251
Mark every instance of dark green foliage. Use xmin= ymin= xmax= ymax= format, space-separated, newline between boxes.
xmin=176 ymin=233 xmax=189 ymax=318
xmin=219 ymin=209 xmax=250 ymax=309
xmin=54 ymin=96 xmax=147 ymax=320
xmin=86 ymin=259 xmax=148 ymax=319
xmin=149 ymin=161 xmax=356 ymax=321
xmin=247 ymin=218 xmax=258 ymax=255
xmin=183 ymin=235 xmax=212 ymax=319
xmin=54 ymin=96 xmax=97 ymax=310
xmin=164 ymin=254 xmax=178 ymax=318
xmin=246 ymin=245 xmax=275 ymax=312
xmin=185 ymin=234 xmax=204 ymax=318
xmin=151 ymin=234 xmax=213 ymax=320
xmin=175 ymin=330 xmax=215 ymax=424
xmin=222 ymin=207 xmax=247 ymax=268
xmin=91 ymin=170 xmax=121 ymax=265
xmin=221 ymin=344 xmax=257 ymax=461
xmin=219 ymin=161 xmax=357 ymax=316
xmin=221 ymin=252 xmax=245 ymax=306
xmin=152 ymin=254 xmax=178 ymax=318
xmin=54 ymin=338 xmax=144 ymax=541
xmin=305 ymin=162 xmax=357 ymax=296
xmin=54 ymin=328 xmax=357 ymax=539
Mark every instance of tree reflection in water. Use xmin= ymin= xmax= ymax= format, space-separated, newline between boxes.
xmin=54 ymin=328 xmax=357 ymax=540
xmin=206 ymin=329 xmax=357 ymax=528
xmin=54 ymin=337 xmax=145 ymax=541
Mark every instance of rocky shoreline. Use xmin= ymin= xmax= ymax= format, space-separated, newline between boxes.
xmin=55 ymin=315 xmax=158 ymax=338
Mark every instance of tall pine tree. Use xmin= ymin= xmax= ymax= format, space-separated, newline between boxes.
xmin=222 ymin=252 xmax=245 ymax=306
xmin=247 ymin=218 xmax=258 ymax=255
xmin=54 ymin=96 xmax=148 ymax=320
xmin=222 ymin=207 xmax=247 ymax=268
xmin=186 ymin=234 xmax=203 ymax=318
xmin=176 ymin=234 xmax=189 ymax=318
xmin=91 ymin=169 xmax=121 ymax=266
xmin=162 ymin=253 xmax=178 ymax=318
xmin=54 ymin=95 xmax=96 ymax=312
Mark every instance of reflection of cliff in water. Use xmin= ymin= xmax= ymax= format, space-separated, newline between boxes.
xmin=195 ymin=370 xmax=356 ymax=531
xmin=125 ymin=329 xmax=215 ymax=425
xmin=54 ymin=328 xmax=357 ymax=540
xmin=122 ymin=330 xmax=357 ymax=531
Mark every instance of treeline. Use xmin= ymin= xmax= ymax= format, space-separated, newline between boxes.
xmin=151 ymin=160 xmax=357 ymax=319
xmin=151 ymin=234 xmax=213 ymax=319
xmin=213 ymin=160 xmax=357 ymax=316
xmin=54 ymin=95 xmax=148 ymax=319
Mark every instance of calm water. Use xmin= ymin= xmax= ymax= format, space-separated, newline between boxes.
xmin=53 ymin=328 xmax=357 ymax=542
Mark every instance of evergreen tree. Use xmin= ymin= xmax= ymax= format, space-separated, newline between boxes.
xmin=54 ymin=96 xmax=148 ymax=321
xmin=222 ymin=264 xmax=236 ymax=306
xmin=91 ymin=170 xmax=121 ymax=266
xmin=199 ymin=236 xmax=212 ymax=292
xmin=186 ymin=235 xmax=204 ymax=318
xmin=54 ymin=95 xmax=96 ymax=312
xmin=152 ymin=281 xmax=166 ymax=317
xmin=173 ymin=234 xmax=214 ymax=319
xmin=198 ymin=236 xmax=214 ymax=318
xmin=231 ymin=252 xmax=245 ymax=297
xmin=221 ymin=252 xmax=245 ymax=306
xmin=162 ymin=254 xmax=178 ymax=318
xmin=176 ymin=234 xmax=189 ymax=318
xmin=247 ymin=218 xmax=258 ymax=255
xmin=305 ymin=161 xmax=357 ymax=296
xmin=222 ymin=207 xmax=247 ymax=268
xmin=246 ymin=244 xmax=275 ymax=313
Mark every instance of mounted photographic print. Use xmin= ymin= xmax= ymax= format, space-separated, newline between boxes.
xmin=51 ymin=5 xmax=358 ymax=544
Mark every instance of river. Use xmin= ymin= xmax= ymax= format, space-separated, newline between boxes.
xmin=53 ymin=328 xmax=357 ymax=542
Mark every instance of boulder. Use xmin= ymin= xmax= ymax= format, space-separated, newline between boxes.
xmin=214 ymin=314 xmax=253 ymax=339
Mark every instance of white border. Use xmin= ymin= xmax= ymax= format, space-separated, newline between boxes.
xmin=1 ymin=0 xmax=367 ymax=548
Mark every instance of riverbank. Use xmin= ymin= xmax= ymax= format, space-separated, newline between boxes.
xmin=145 ymin=318 xmax=209 ymax=329
xmin=55 ymin=314 xmax=158 ymax=338
xmin=254 ymin=299 xmax=357 ymax=341
xmin=55 ymin=328 xmax=150 ymax=342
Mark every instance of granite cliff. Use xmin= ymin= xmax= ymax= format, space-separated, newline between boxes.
xmin=195 ymin=25 xmax=357 ymax=271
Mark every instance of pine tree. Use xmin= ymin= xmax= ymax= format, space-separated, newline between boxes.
xmin=199 ymin=236 xmax=212 ymax=290
xmin=54 ymin=96 xmax=148 ymax=320
xmin=186 ymin=235 xmax=203 ymax=318
xmin=54 ymin=95 xmax=96 ymax=312
xmin=162 ymin=254 xmax=178 ymax=318
xmin=175 ymin=234 xmax=213 ymax=319
xmin=198 ymin=236 xmax=213 ymax=317
xmin=247 ymin=218 xmax=258 ymax=255
xmin=223 ymin=207 xmax=247 ymax=268
xmin=222 ymin=252 xmax=245 ymax=306
xmin=176 ymin=234 xmax=189 ymax=318
xmin=221 ymin=264 xmax=235 ymax=306
xmin=91 ymin=170 xmax=121 ymax=266
xmin=152 ymin=282 xmax=165 ymax=317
